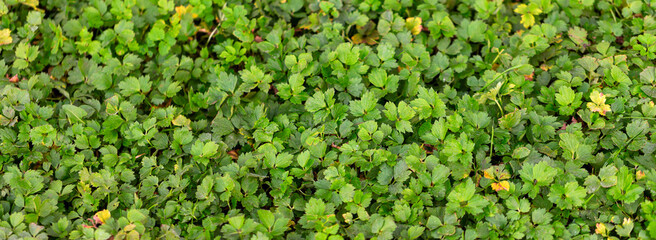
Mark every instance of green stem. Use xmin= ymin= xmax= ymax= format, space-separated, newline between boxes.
xmin=491 ymin=49 xmax=504 ymax=66
xmin=481 ymin=64 xmax=530 ymax=91
xmin=607 ymin=128 xmax=646 ymax=165
xmin=584 ymin=194 xmax=595 ymax=205
xmin=494 ymin=98 xmax=504 ymax=116
xmin=617 ymin=116 xmax=656 ymax=120
xmin=489 ymin=122 xmax=495 ymax=159
xmin=344 ymin=24 xmax=354 ymax=43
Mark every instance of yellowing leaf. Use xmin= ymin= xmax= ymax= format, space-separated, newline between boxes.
xmin=365 ymin=36 xmax=379 ymax=45
xmin=20 ymin=0 xmax=39 ymax=9
xmin=406 ymin=17 xmax=422 ymax=35
xmin=95 ymin=210 xmax=111 ymax=224
xmin=591 ymin=90 xmax=606 ymax=105
xmin=352 ymin=33 xmax=379 ymax=45
xmin=514 ymin=3 xmax=542 ymax=15
xmin=0 ymin=29 xmax=12 ymax=46
xmin=595 ymin=223 xmax=607 ymax=236
xmin=299 ymin=14 xmax=320 ymax=30
xmin=514 ymin=4 xmax=528 ymax=14
xmin=172 ymin=115 xmax=191 ymax=127
xmin=540 ymin=64 xmax=553 ymax=71
xmin=175 ymin=5 xmax=190 ymax=14
xmin=483 ymin=169 xmax=494 ymax=179
xmin=174 ymin=5 xmax=198 ymax=18
xmin=483 ymin=166 xmax=510 ymax=180
xmin=553 ymin=34 xmax=563 ymax=43
xmin=587 ymin=89 xmax=611 ymax=116
xmin=352 ymin=34 xmax=364 ymax=44
xmin=514 ymin=4 xmax=542 ymax=28
xmin=587 ymin=102 xmax=611 ymax=115
xmin=491 ymin=181 xmax=510 ymax=191
xmin=520 ymin=14 xmax=535 ymax=29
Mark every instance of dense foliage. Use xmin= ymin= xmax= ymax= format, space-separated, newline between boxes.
xmin=2 ymin=0 xmax=656 ymax=239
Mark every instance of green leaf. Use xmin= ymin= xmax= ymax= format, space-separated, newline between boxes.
xmin=306 ymin=91 xmax=326 ymax=112
xmin=499 ymin=110 xmax=522 ymax=130
xmin=257 ymin=210 xmax=275 ymax=229
xmin=336 ymin=43 xmax=359 ymax=65
xmin=62 ymin=104 xmax=88 ymax=123
xmin=531 ymin=208 xmax=552 ymax=225
xmin=202 ymin=141 xmax=219 ymax=157
xmin=127 ymin=209 xmax=147 ymax=223
xmin=339 ymin=184 xmax=356 ymax=202
xmin=377 ymin=44 xmax=395 ymax=61
xmin=397 ymin=101 xmax=415 ymax=120
xmin=118 ymin=77 xmax=142 ymax=96
xmin=369 ymin=68 xmax=387 ymax=88
xmin=407 ymin=226 xmax=425 ymax=239
xmin=519 ymin=161 xmax=557 ymax=186
xmin=393 ymin=201 xmax=411 ymax=222
xmin=640 ymin=67 xmax=656 ymax=84
xmin=568 ymin=27 xmax=588 ymax=46
xmin=627 ymin=120 xmax=648 ymax=139
xmin=196 ymin=175 xmax=214 ymax=200
xmin=610 ymin=66 xmax=631 ymax=85
xmin=555 ymin=86 xmax=575 ymax=106
xmin=599 ymin=165 xmax=618 ymax=188
xmin=447 ymin=178 xmax=488 ymax=214
xmin=608 ymin=167 xmax=644 ymax=203
xmin=548 ymin=182 xmax=586 ymax=209
xmin=467 ymin=20 xmax=487 ymax=42
xmin=512 ymin=147 xmax=530 ymax=159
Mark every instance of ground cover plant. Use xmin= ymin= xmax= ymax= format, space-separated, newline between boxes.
xmin=2 ymin=0 xmax=656 ymax=239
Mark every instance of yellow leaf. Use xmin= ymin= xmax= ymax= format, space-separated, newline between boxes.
xmin=491 ymin=181 xmax=510 ymax=191
xmin=0 ymin=29 xmax=12 ymax=46
xmin=405 ymin=17 xmax=422 ymax=35
xmin=590 ymin=89 xmax=606 ymax=105
xmin=174 ymin=5 xmax=198 ymax=19
xmin=595 ymin=223 xmax=607 ymax=236
xmin=95 ymin=210 xmax=111 ymax=224
xmin=587 ymin=102 xmax=611 ymax=115
xmin=587 ymin=89 xmax=611 ymax=116
xmin=175 ymin=5 xmax=189 ymax=14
